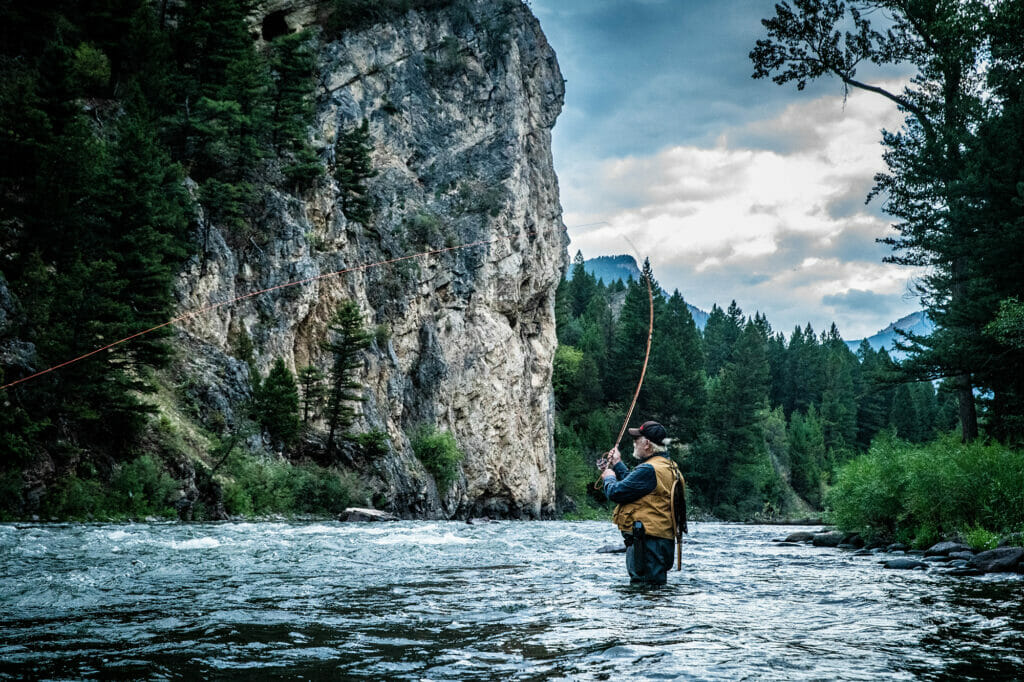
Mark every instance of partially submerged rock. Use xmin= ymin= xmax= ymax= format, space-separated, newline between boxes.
xmin=812 ymin=531 xmax=845 ymax=547
xmin=340 ymin=508 xmax=399 ymax=522
xmin=597 ymin=544 xmax=627 ymax=554
xmin=968 ymin=547 xmax=1024 ymax=573
xmin=883 ymin=558 xmax=928 ymax=570
xmin=784 ymin=531 xmax=815 ymax=543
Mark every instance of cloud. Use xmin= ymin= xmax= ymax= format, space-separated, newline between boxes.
xmin=531 ymin=0 xmax=922 ymax=338
xmin=561 ymin=88 xmax=921 ymax=338
xmin=822 ymin=289 xmax=893 ymax=312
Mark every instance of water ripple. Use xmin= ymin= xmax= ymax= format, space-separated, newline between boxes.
xmin=1 ymin=521 xmax=1023 ymax=680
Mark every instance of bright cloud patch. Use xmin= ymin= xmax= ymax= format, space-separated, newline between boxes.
xmin=563 ymin=86 xmax=921 ymax=339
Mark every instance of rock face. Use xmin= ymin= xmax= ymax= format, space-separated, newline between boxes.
xmin=172 ymin=1 xmax=566 ymax=519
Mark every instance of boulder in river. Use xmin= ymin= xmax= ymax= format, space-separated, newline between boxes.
xmin=784 ymin=531 xmax=816 ymax=543
xmin=883 ymin=558 xmax=928 ymax=570
xmin=340 ymin=508 xmax=399 ymax=522
xmin=949 ymin=551 xmax=974 ymax=561
xmin=812 ymin=531 xmax=845 ymax=547
xmin=886 ymin=543 xmax=910 ymax=553
xmin=924 ymin=541 xmax=970 ymax=557
xmin=842 ymin=533 xmax=865 ymax=548
xmin=597 ymin=544 xmax=627 ymax=554
xmin=968 ymin=547 xmax=1024 ymax=573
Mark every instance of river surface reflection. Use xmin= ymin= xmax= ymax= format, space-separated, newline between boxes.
xmin=1 ymin=521 xmax=1022 ymax=680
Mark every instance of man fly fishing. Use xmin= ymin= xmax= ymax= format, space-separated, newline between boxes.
xmin=598 ymin=420 xmax=687 ymax=584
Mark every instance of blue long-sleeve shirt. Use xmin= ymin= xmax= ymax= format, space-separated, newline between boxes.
xmin=602 ymin=455 xmax=668 ymax=504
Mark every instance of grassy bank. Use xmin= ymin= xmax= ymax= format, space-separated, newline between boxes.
xmin=827 ymin=433 xmax=1024 ymax=548
xmin=1 ymin=451 xmax=368 ymax=522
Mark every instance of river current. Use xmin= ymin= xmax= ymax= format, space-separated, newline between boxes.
xmin=1 ymin=521 xmax=1022 ymax=680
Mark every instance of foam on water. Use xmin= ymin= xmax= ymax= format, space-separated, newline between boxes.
xmin=170 ymin=537 xmax=222 ymax=550
xmin=372 ymin=531 xmax=475 ymax=546
xmin=1 ymin=521 xmax=1022 ymax=681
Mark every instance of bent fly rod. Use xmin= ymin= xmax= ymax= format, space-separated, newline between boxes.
xmin=595 ymin=261 xmax=654 ymax=484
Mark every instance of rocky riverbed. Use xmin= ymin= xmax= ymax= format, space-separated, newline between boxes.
xmin=773 ymin=529 xmax=1024 ymax=577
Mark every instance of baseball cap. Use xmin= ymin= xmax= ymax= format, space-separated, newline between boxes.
xmin=627 ymin=421 xmax=667 ymax=445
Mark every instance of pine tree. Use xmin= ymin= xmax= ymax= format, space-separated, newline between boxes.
xmin=645 ymin=290 xmax=705 ymax=442
xmin=334 ymin=119 xmax=377 ymax=226
xmin=254 ymin=358 xmax=301 ymax=448
xmin=608 ymin=259 xmax=658 ymax=416
xmin=890 ymin=384 xmax=921 ymax=442
xmin=819 ymin=324 xmax=858 ymax=456
xmin=751 ymin=0 xmax=1024 ymax=441
xmin=269 ymin=30 xmax=321 ymax=190
xmin=855 ymin=341 xmax=894 ymax=450
xmin=692 ymin=320 xmax=771 ymax=517
xmin=322 ymin=301 xmax=371 ymax=454
xmin=567 ymin=251 xmax=599 ymax=318
xmin=703 ymin=303 xmax=740 ymax=377
xmin=788 ymin=323 xmax=824 ymax=415
xmin=297 ymin=365 xmax=326 ymax=424
xmin=788 ymin=406 xmax=826 ymax=508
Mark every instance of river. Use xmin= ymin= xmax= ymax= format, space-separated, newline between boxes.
xmin=1 ymin=521 xmax=1022 ymax=680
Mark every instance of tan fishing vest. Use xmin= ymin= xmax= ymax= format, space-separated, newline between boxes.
xmin=612 ymin=455 xmax=683 ymax=540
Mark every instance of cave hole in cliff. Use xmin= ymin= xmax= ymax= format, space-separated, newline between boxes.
xmin=261 ymin=11 xmax=292 ymax=41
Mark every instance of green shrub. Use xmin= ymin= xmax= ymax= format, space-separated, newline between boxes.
xmin=38 ymin=454 xmax=178 ymax=520
xmin=554 ymin=419 xmax=590 ymax=504
xmin=411 ymin=425 xmax=464 ymax=491
xmin=0 ymin=469 xmax=25 ymax=520
xmin=963 ymin=526 xmax=999 ymax=552
xmin=826 ymin=435 xmax=907 ymax=541
xmin=406 ymin=210 xmax=445 ymax=248
xmin=355 ymin=430 xmax=390 ymax=457
xmin=827 ymin=433 xmax=1024 ymax=542
xmin=109 ymin=455 xmax=178 ymax=518
xmin=219 ymin=453 xmax=366 ymax=516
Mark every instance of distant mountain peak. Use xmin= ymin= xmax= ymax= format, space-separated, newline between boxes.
xmin=573 ymin=254 xmax=709 ymax=329
xmin=847 ymin=311 xmax=934 ymax=357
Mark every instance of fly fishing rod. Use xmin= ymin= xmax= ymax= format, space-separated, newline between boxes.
xmin=595 ymin=259 xmax=654 ymax=483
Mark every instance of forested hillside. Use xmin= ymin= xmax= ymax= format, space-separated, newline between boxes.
xmin=553 ymin=252 xmax=957 ymax=520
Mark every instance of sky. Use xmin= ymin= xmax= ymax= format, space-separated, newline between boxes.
xmin=530 ymin=0 xmax=921 ymax=340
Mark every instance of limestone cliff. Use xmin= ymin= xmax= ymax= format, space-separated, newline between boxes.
xmin=172 ymin=0 xmax=566 ymax=518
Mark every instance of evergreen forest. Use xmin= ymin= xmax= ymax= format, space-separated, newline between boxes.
xmin=553 ymin=253 xmax=958 ymax=521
